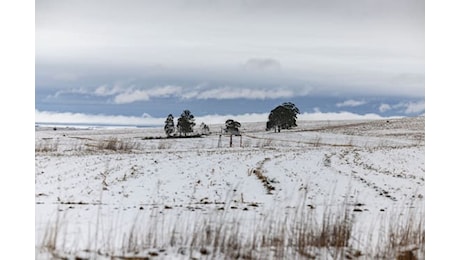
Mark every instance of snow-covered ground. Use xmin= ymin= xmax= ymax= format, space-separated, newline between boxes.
xmin=35 ymin=116 xmax=425 ymax=259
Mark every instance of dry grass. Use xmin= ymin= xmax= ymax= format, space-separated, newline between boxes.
xmin=37 ymin=201 xmax=424 ymax=259
xmin=35 ymin=139 xmax=59 ymax=153
xmin=374 ymin=209 xmax=425 ymax=259
xmin=157 ymin=140 xmax=172 ymax=150
xmin=256 ymin=138 xmax=273 ymax=148
xmin=95 ymin=138 xmax=140 ymax=152
xmin=312 ymin=136 xmax=322 ymax=147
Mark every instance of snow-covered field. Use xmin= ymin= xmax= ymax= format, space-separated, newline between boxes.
xmin=35 ymin=117 xmax=425 ymax=259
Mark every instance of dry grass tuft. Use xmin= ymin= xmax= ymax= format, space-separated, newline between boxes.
xmin=311 ymin=136 xmax=322 ymax=147
xmin=256 ymin=138 xmax=273 ymax=148
xmin=36 ymin=139 xmax=59 ymax=153
xmin=376 ymin=209 xmax=425 ymax=259
xmin=157 ymin=141 xmax=172 ymax=150
xmin=96 ymin=138 xmax=140 ymax=152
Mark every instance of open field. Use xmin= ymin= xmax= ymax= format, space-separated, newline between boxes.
xmin=35 ymin=116 xmax=424 ymax=259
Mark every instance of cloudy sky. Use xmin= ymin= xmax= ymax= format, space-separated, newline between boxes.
xmin=35 ymin=0 xmax=425 ymax=125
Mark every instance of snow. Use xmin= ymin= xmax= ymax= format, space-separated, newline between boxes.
xmin=35 ymin=116 xmax=424 ymax=259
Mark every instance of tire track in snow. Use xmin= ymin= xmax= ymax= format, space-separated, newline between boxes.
xmin=332 ymin=148 xmax=400 ymax=202
xmin=244 ymin=133 xmax=354 ymax=148
xmin=248 ymin=154 xmax=284 ymax=195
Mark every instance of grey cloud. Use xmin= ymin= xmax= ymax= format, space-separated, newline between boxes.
xmin=244 ymin=58 xmax=281 ymax=71
xmin=50 ymin=83 xmax=304 ymax=104
xmin=185 ymin=87 xmax=294 ymax=100
xmin=36 ymin=0 xmax=424 ymax=98
xmin=52 ymin=73 xmax=79 ymax=82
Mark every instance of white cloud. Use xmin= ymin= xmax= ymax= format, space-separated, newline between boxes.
xmin=404 ymin=101 xmax=425 ymax=114
xmin=379 ymin=103 xmax=392 ymax=112
xmin=298 ymin=111 xmax=385 ymax=121
xmin=35 ymin=110 xmax=164 ymax=126
xmin=50 ymin=84 xmax=126 ymax=98
xmin=94 ymin=84 xmax=125 ymax=96
xmin=377 ymin=100 xmax=424 ymax=114
xmin=194 ymin=113 xmax=270 ymax=125
xmin=35 ymin=109 xmax=392 ymax=127
xmin=51 ymin=87 xmax=90 ymax=98
xmin=147 ymin=86 xmax=183 ymax=97
xmin=113 ymin=86 xmax=183 ymax=104
xmin=336 ymin=99 xmax=367 ymax=107
xmin=114 ymin=90 xmax=150 ymax=104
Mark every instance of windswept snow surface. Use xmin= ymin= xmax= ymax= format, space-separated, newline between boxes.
xmin=35 ymin=117 xmax=424 ymax=259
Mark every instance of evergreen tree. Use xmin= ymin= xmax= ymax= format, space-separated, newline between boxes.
xmin=177 ymin=110 xmax=196 ymax=136
xmin=164 ymin=114 xmax=175 ymax=137
xmin=267 ymin=102 xmax=300 ymax=132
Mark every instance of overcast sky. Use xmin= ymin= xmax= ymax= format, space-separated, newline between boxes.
xmin=35 ymin=0 xmax=424 ymax=123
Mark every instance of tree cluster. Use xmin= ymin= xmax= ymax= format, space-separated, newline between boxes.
xmin=164 ymin=110 xmax=196 ymax=137
xmin=163 ymin=102 xmax=299 ymax=137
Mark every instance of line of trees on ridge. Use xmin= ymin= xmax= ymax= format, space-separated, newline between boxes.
xmin=164 ymin=102 xmax=299 ymax=137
